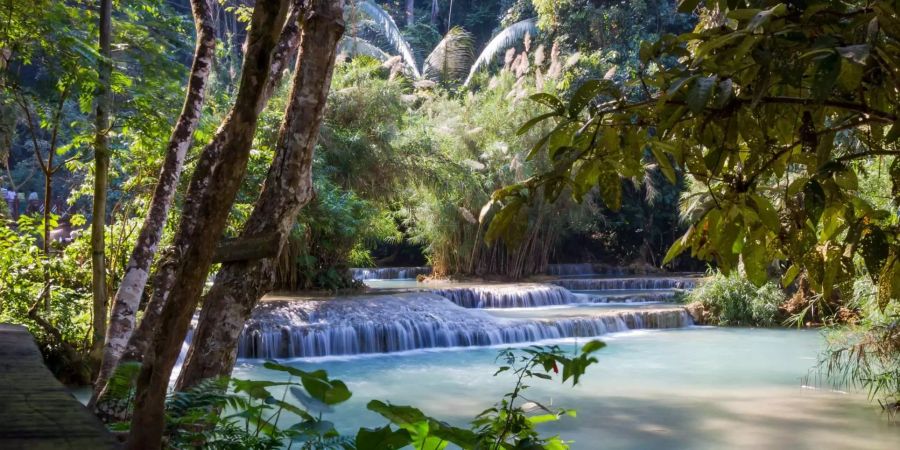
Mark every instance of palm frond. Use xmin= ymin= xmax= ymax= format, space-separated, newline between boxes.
xmin=464 ymin=19 xmax=538 ymax=86
xmin=356 ymin=0 xmax=421 ymax=78
xmin=338 ymin=36 xmax=390 ymax=62
xmin=422 ymin=27 xmax=474 ymax=84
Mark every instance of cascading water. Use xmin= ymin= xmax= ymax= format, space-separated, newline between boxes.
xmin=545 ymin=263 xmax=662 ymax=276
xmin=572 ymin=290 xmax=678 ymax=304
xmin=546 ymin=263 xmax=597 ymax=276
xmin=428 ymin=284 xmax=576 ymax=308
xmin=237 ymin=293 xmax=693 ymax=359
xmin=349 ymin=266 xmax=431 ymax=280
xmin=552 ymin=277 xmax=697 ymax=290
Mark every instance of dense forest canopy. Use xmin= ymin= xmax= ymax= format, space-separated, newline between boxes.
xmin=0 ymin=0 xmax=898 ymax=448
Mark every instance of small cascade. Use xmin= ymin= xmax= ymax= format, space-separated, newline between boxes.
xmin=350 ymin=266 xmax=431 ymax=280
xmin=546 ymin=263 xmax=597 ymax=276
xmin=546 ymin=264 xmax=662 ymax=276
xmin=429 ymin=284 xmax=576 ymax=308
xmin=553 ymin=277 xmax=697 ymax=291
xmin=573 ymin=291 xmax=678 ymax=304
xmin=237 ymin=293 xmax=692 ymax=359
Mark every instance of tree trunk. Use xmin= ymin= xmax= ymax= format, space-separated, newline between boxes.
xmin=88 ymin=0 xmax=217 ymax=408
xmin=89 ymin=0 xmax=112 ymax=376
xmin=406 ymin=0 xmax=414 ymax=28
xmin=125 ymin=1 xmax=290 ymax=447
xmin=117 ymin=0 xmax=304 ymax=366
xmin=176 ymin=0 xmax=345 ymax=391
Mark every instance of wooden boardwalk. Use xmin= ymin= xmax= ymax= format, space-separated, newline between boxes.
xmin=0 ymin=324 xmax=119 ymax=449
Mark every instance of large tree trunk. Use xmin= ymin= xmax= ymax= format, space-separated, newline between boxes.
xmin=88 ymin=0 xmax=217 ymax=408
xmin=176 ymin=0 xmax=345 ymax=391
xmin=89 ymin=0 xmax=113 ymax=375
xmin=117 ymin=0 xmax=304 ymax=366
xmin=124 ymin=1 xmax=290 ymax=447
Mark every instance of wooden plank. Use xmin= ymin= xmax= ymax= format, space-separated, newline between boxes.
xmin=0 ymin=323 xmax=120 ymax=449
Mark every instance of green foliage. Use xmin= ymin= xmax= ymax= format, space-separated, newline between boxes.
xmin=687 ymin=271 xmax=786 ymax=326
xmin=493 ymin=0 xmax=900 ymax=304
xmin=0 ymin=210 xmax=141 ymax=382
xmin=276 ymin=176 xmax=388 ymax=291
xmin=165 ymin=362 xmax=354 ymax=450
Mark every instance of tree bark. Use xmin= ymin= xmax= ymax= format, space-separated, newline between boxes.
xmin=89 ymin=0 xmax=112 ymax=376
xmin=176 ymin=0 xmax=345 ymax=391
xmin=88 ymin=0 xmax=217 ymax=408
xmin=124 ymin=1 xmax=290 ymax=447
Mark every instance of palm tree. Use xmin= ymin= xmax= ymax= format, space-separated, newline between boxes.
xmin=343 ymin=1 xmax=537 ymax=86
xmin=463 ymin=19 xmax=537 ymax=86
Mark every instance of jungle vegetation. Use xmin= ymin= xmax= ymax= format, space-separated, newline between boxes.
xmin=0 ymin=0 xmax=898 ymax=447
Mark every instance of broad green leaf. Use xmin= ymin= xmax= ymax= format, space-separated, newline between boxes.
xmin=597 ymin=171 xmax=622 ymax=211
xmin=803 ymin=180 xmax=826 ymax=225
xmin=836 ymin=44 xmax=870 ymax=64
xmin=649 ymin=142 xmax=677 ymax=183
xmin=663 ymin=226 xmax=691 ymax=264
xmin=687 ymin=76 xmax=716 ymax=114
xmin=812 ymin=53 xmax=841 ymax=100
xmin=529 ymin=93 xmax=565 ymax=113
xmin=750 ymin=194 xmax=779 ymax=230
xmin=367 ymin=400 xmax=428 ymax=427
xmin=527 ymin=413 xmax=563 ymax=425
xmin=581 ymin=340 xmax=606 ymax=354
xmin=355 ymin=426 xmax=412 ymax=450
xmin=517 ymin=112 xmax=558 ymax=136
xmin=782 ymin=264 xmax=801 ymax=287
xmin=569 ymin=80 xmax=616 ymax=118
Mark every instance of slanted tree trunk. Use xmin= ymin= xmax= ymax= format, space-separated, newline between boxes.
xmin=117 ymin=0 xmax=304 ymax=366
xmin=88 ymin=0 xmax=217 ymax=408
xmin=176 ymin=0 xmax=345 ymax=391
xmin=89 ymin=0 xmax=113 ymax=375
xmin=125 ymin=1 xmax=290 ymax=447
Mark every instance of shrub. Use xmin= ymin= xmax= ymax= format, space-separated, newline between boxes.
xmin=688 ymin=271 xmax=786 ymax=326
xmin=822 ymin=277 xmax=900 ymax=412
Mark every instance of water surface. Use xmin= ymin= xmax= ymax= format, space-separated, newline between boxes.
xmin=234 ymin=328 xmax=899 ymax=449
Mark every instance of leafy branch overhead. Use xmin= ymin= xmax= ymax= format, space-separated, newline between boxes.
xmin=489 ymin=0 xmax=900 ymax=307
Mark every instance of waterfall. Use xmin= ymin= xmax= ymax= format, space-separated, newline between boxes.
xmin=237 ymin=293 xmax=693 ymax=359
xmin=428 ymin=284 xmax=576 ymax=308
xmin=552 ymin=277 xmax=697 ymax=290
xmin=350 ymin=266 xmax=432 ymax=280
